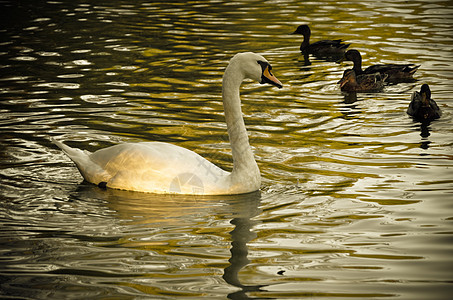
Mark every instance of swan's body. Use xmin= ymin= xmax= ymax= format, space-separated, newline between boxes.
xmin=407 ymin=84 xmax=441 ymax=121
xmin=53 ymin=52 xmax=282 ymax=195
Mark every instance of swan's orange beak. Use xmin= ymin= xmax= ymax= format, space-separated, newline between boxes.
xmin=261 ymin=65 xmax=283 ymax=89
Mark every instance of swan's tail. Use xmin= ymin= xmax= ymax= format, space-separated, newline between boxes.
xmin=52 ymin=138 xmax=108 ymax=184
xmin=52 ymin=138 xmax=89 ymax=160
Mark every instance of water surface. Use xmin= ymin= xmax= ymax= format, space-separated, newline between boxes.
xmin=1 ymin=0 xmax=452 ymax=299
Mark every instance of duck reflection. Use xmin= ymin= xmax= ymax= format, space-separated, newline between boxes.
xmin=408 ymin=118 xmax=436 ymax=149
xmin=417 ymin=121 xmax=433 ymax=150
xmin=338 ymin=92 xmax=362 ymax=120
xmin=342 ymin=91 xmax=358 ymax=105
xmin=419 ymin=121 xmax=431 ymax=139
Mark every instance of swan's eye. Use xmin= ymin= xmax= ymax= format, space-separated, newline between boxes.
xmin=257 ymin=60 xmax=271 ymax=73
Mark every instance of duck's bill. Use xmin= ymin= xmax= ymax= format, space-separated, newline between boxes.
xmin=338 ymin=77 xmax=346 ymax=87
xmin=261 ymin=66 xmax=283 ymax=88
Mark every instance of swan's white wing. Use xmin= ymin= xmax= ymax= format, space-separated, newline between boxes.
xmin=89 ymin=142 xmax=229 ymax=194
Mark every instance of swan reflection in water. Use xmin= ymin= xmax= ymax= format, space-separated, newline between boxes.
xmin=72 ymin=185 xmax=272 ymax=298
xmin=222 ymin=191 xmax=276 ymax=299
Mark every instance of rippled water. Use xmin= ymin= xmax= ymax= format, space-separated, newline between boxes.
xmin=1 ymin=0 xmax=453 ymax=299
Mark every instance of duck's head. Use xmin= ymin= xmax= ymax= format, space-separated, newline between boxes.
xmin=344 ymin=49 xmax=362 ymax=63
xmin=292 ymin=24 xmax=311 ymax=36
xmin=420 ymin=84 xmax=431 ymax=99
xmin=338 ymin=69 xmax=357 ymax=88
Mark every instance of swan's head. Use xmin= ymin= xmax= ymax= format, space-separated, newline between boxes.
xmin=231 ymin=52 xmax=283 ymax=89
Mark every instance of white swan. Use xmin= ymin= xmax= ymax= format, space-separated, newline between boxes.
xmin=53 ymin=52 xmax=282 ymax=195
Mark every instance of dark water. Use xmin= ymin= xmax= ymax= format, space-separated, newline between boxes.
xmin=1 ymin=0 xmax=453 ymax=299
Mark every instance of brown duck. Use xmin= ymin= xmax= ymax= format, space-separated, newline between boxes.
xmin=338 ymin=69 xmax=387 ymax=92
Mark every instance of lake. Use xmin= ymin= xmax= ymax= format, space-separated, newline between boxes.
xmin=1 ymin=0 xmax=452 ymax=299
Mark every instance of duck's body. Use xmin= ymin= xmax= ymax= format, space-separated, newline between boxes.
xmin=364 ymin=64 xmax=419 ymax=82
xmin=407 ymin=84 xmax=441 ymax=121
xmin=292 ymin=25 xmax=350 ymax=59
xmin=53 ymin=52 xmax=282 ymax=195
xmin=344 ymin=49 xmax=419 ymax=83
xmin=338 ymin=69 xmax=387 ymax=92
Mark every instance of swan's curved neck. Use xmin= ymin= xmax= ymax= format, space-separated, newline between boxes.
xmin=222 ymin=64 xmax=259 ymax=183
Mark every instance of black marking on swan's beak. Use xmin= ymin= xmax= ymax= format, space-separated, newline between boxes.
xmin=258 ymin=61 xmax=283 ymax=89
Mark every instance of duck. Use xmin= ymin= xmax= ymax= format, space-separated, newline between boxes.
xmin=53 ymin=52 xmax=283 ymax=195
xmin=338 ymin=69 xmax=387 ymax=92
xmin=407 ymin=84 xmax=441 ymax=121
xmin=292 ymin=24 xmax=350 ymax=59
xmin=343 ymin=49 xmax=419 ymax=83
